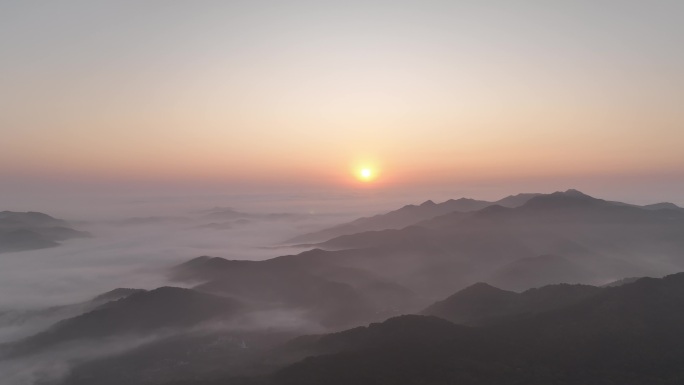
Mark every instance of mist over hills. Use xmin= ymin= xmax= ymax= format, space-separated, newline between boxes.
xmin=0 ymin=288 xmax=144 ymax=343
xmin=169 ymin=253 xmax=418 ymax=330
xmin=0 ymin=211 xmax=90 ymax=253
xmin=1 ymin=287 xmax=244 ymax=359
xmin=269 ymin=273 xmax=684 ymax=385
xmin=3 ymin=189 xmax=684 ymax=384
xmin=422 ymin=281 xmax=601 ymax=325
xmin=64 ymin=273 xmax=684 ymax=385
xmin=311 ymin=190 xmax=684 ymax=294
xmin=4 ymin=0 xmax=684 ymax=382
xmin=286 ymin=193 xmax=542 ymax=244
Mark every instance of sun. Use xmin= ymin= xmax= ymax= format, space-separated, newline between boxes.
xmin=349 ymin=160 xmax=380 ymax=184
xmin=357 ymin=167 xmax=376 ymax=182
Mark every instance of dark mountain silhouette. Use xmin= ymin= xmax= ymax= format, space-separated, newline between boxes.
xmin=421 ymin=282 xmax=518 ymax=325
xmin=286 ymin=194 xmax=540 ymax=244
xmin=423 ymin=281 xmax=600 ymax=325
xmin=493 ymin=192 xmax=542 ymax=207
xmin=610 ymin=200 xmax=683 ymax=211
xmin=60 ymin=330 xmax=298 ymax=385
xmin=602 ymin=276 xmax=645 ymax=287
xmin=0 ymin=211 xmax=67 ymax=227
xmin=308 ymin=189 xmax=684 ymax=295
xmin=1 ymin=287 xmax=243 ymax=358
xmin=9 ymin=189 xmax=684 ymax=385
xmin=160 ymin=190 xmax=684 ymax=335
xmin=0 ymin=211 xmax=90 ymax=253
xmin=155 ymin=189 xmax=684 ymax=342
xmin=90 ymin=288 xmax=146 ymax=303
xmin=487 ymin=254 xmax=594 ymax=290
xmin=642 ymin=202 xmax=683 ymax=211
xmin=269 ymin=273 xmax=684 ymax=385
xmin=0 ymin=229 xmax=58 ymax=252
xmin=0 ymin=288 xmax=144 ymax=334
xmin=56 ymin=274 xmax=684 ymax=385
xmin=195 ymin=269 xmax=375 ymax=329
xmin=170 ymin=253 xmax=420 ymax=329
xmin=516 ymin=190 xmax=684 ymax=224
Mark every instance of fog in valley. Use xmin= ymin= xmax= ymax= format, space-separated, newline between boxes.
xmin=2 ymin=187 xmax=684 ymax=384
xmin=3 ymin=0 xmax=684 ymax=383
xmin=0 ymin=191 xmax=390 ymax=384
xmin=0 ymin=191 xmax=383 ymax=313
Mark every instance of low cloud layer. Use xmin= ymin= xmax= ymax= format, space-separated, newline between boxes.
xmin=0 ymin=192 xmax=392 ymax=344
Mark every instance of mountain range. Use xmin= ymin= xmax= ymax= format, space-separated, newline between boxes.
xmin=3 ymin=190 xmax=684 ymax=384
xmin=286 ymin=193 xmax=542 ymax=244
xmin=0 ymin=211 xmax=90 ymax=253
xmin=51 ymin=273 xmax=684 ymax=385
xmin=270 ymin=273 xmax=684 ymax=385
xmin=167 ymin=189 xmax=684 ymax=325
xmin=1 ymin=287 xmax=244 ymax=359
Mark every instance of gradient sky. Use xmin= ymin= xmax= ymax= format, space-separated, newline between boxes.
xmin=1 ymin=1 xmax=683 ymax=202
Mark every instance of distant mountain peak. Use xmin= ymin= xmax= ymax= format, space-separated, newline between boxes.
xmin=420 ymin=200 xmax=436 ymax=207
xmin=562 ymin=189 xmax=592 ymax=198
xmin=0 ymin=210 xmax=57 ymax=219
xmin=460 ymin=282 xmax=508 ymax=294
xmin=643 ymin=202 xmax=681 ymax=210
xmin=421 ymin=282 xmax=518 ymax=325
xmin=448 ymin=198 xmax=476 ymax=203
xmin=91 ymin=288 xmax=146 ymax=303
xmin=177 ymin=255 xmax=214 ymax=267
xmin=521 ymin=189 xmax=603 ymax=210
xmin=494 ymin=193 xmax=542 ymax=208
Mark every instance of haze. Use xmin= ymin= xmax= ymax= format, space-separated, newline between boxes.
xmin=2 ymin=2 xmax=684 ymax=384
xmin=1 ymin=0 xmax=683 ymax=202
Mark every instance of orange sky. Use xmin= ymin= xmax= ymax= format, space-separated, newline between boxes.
xmin=1 ymin=1 xmax=683 ymax=196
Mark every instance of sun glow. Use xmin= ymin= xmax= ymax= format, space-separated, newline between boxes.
xmin=357 ymin=167 xmax=376 ymax=182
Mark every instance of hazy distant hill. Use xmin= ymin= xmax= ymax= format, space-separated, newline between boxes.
xmin=602 ymin=276 xmax=645 ymax=287
xmin=286 ymin=193 xmax=541 ymax=244
xmin=167 ymin=190 xmax=684 ymax=316
xmin=310 ymin=190 xmax=684 ymax=295
xmin=202 ymin=208 xmax=303 ymax=222
xmin=0 ymin=211 xmax=66 ymax=227
xmin=289 ymin=191 xmax=682 ymax=245
xmin=0 ymin=288 xmax=144 ymax=341
xmin=420 ymin=282 xmax=519 ymax=325
xmin=422 ymin=281 xmax=600 ymax=325
xmin=610 ymin=200 xmax=684 ymax=211
xmin=5 ymin=190 xmax=684 ymax=385
xmin=53 ymin=274 xmax=684 ymax=385
xmin=157 ymin=191 xmax=684 ymax=338
xmin=1 ymin=287 xmax=243 ymax=358
xmin=0 ymin=229 xmax=58 ymax=252
xmin=0 ymin=211 xmax=90 ymax=253
xmin=170 ymin=253 xmax=420 ymax=330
